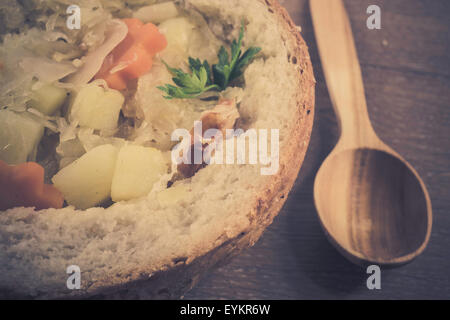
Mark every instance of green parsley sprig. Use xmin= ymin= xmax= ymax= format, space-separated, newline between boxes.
xmin=158 ymin=23 xmax=261 ymax=100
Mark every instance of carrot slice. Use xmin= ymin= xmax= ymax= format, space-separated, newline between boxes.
xmin=132 ymin=23 xmax=168 ymax=55
xmin=0 ymin=160 xmax=64 ymax=211
xmin=122 ymin=18 xmax=144 ymax=34
xmin=95 ymin=18 xmax=167 ymax=90
xmin=123 ymin=19 xmax=167 ymax=55
xmin=119 ymin=45 xmax=154 ymax=79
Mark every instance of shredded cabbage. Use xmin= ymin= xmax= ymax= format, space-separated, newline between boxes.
xmin=0 ymin=31 xmax=77 ymax=124
xmin=0 ymin=0 xmax=141 ymax=107
xmin=0 ymin=0 xmax=155 ymax=144
xmin=0 ymin=0 xmax=219 ymax=170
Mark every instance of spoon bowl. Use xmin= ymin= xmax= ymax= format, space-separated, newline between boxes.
xmin=314 ymin=147 xmax=431 ymax=265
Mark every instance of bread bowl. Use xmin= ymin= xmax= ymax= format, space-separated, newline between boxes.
xmin=0 ymin=0 xmax=315 ymax=299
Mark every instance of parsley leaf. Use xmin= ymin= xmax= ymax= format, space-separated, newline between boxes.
xmin=159 ymin=22 xmax=261 ymax=100
xmin=158 ymin=59 xmax=219 ymax=99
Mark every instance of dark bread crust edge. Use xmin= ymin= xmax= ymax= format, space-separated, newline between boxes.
xmin=82 ymin=0 xmax=316 ymax=300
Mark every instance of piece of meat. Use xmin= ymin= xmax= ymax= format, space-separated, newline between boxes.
xmin=177 ymin=99 xmax=239 ymax=178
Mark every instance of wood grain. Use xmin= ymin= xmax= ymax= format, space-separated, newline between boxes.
xmin=310 ymin=0 xmax=432 ymax=266
xmin=185 ymin=0 xmax=450 ymax=299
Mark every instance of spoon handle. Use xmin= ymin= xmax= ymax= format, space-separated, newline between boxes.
xmin=310 ymin=0 xmax=378 ymax=149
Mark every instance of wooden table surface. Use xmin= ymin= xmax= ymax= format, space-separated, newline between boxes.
xmin=185 ymin=0 xmax=450 ymax=300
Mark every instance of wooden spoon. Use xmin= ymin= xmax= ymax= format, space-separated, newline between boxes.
xmin=310 ymin=0 xmax=432 ymax=265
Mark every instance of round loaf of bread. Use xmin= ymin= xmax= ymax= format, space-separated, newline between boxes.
xmin=0 ymin=0 xmax=315 ymax=299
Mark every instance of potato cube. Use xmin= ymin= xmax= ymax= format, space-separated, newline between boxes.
xmin=158 ymin=17 xmax=195 ymax=54
xmin=0 ymin=110 xmax=44 ymax=165
xmin=52 ymin=144 xmax=118 ymax=210
xmin=28 ymin=83 xmax=68 ymax=115
xmin=133 ymin=2 xmax=179 ymax=24
xmin=70 ymin=84 xmax=124 ymax=130
xmin=111 ymin=145 xmax=167 ymax=202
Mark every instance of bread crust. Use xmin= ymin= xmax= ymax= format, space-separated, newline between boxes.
xmin=83 ymin=0 xmax=315 ymax=299
xmin=0 ymin=0 xmax=315 ymax=299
